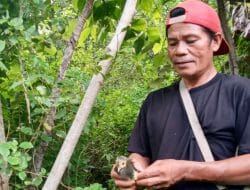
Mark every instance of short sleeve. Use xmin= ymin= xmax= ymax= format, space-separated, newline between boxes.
xmin=235 ymin=79 xmax=250 ymax=155
xmin=127 ymin=95 xmax=152 ymax=158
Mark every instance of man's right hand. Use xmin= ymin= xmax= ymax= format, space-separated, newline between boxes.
xmin=111 ymin=165 xmax=137 ymax=190
xmin=111 ymin=153 xmax=150 ymax=190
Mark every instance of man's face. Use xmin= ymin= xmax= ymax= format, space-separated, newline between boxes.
xmin=167 ymin=23 xmax=219 ymax=79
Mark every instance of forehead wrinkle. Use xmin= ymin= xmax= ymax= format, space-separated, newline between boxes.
xmin=167 ymin=23 xmax=206 ymax=39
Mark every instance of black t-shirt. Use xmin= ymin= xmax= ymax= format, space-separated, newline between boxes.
xmin=128 ymin=73 xmax=250 ymax=190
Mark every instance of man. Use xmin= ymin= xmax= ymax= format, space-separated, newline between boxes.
xmin=111 ymin=0 xmax=250 ymax=189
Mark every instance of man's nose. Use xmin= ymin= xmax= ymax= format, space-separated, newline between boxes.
xmin=175 ymin=42 xmax=188 ymax=55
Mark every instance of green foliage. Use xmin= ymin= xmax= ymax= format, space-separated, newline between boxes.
xmin=0 ymin=0 xmax=249 ymax=189
xmin=0 ymin=140 xmax=46 ymax=188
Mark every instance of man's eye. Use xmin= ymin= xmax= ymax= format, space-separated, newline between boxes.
xmin=169 ymin=42 xmax=177 ymax=46
xmin=186 ymin=39 xmax=197 ymax=44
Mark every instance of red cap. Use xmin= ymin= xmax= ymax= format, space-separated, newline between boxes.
xmin=166 ymin=0 xmax=229 ymax=55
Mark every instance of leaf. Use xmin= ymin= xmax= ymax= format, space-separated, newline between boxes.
xmin=33 ymin=0 xmax=40 ymax=4
xmin=140 ymin=0 xmax=153 ymax=12
xmin=73 ymin=0 xmax=86 ymax=12
xmin=24 ymin=25 xmax=36 ymax=41
xmin=32 ymin=176 xmax=43 ymax=186
xmin=0 ymin=60 xmax=8 ymax=71
xmin=0 ymin=18 xmax=8 ymax=24
xmin=147 ymin=27 xmax=161 ymax=43
xmin=36 ymin=85 xmax=47 ymax=96
xmin=152 ymin=43 xmax=162 ymax=54
xmin=41 ymin=134 xmax=53 ymax=143
xmin=9 ymin=17 xmax=23 ymax=30
xmin=0 ymin=144 xmax=10 ymax=159
xmin=8 ymin=156 xmax=20 ymax=165
xmin=19 ymin=142 xmax=33 ymax=149
xmin=134 ymin=34 xmax=145 ymax=54
xmin=78 ymin=27 xmax=91 ymax=46
xmin=44 ymin=46 xmax=57 ymax=56
xmin=131 ymin=19 xmax=147 ymax=32
xmin=20 ymin=127 xmax=33 ymax=136
xmin=6 ymin=140 xmax=18 ymax=152
xmin=56 ymin=130 xmax=66 ymax=139
xmin=153 ymin=52 xmax=166 ymax=67
xmin=18 ymin=171 xmax=27 ymax=180
xmin=10 ymin=81 xmax=23 ymax=89
xmin=0 ymin=40 xmax=6 ymax=52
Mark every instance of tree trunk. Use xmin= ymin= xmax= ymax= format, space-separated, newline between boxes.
xmin=30 ymin=0 xmax=94 ymax=188
xmin=42 ymin=0 xmax=137 ymax=189
xmin=217 ymin=0 xmax=239 ymax=75
xmin=0 ymin=99 xmax=9 ymax=190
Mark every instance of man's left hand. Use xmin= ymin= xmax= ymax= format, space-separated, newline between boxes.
xmin=135 ymin=159 xmax=187 ymax=189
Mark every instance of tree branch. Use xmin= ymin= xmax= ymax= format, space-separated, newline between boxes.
xmin=217 ymin=0 xmax=239 ymax=75
xmin=30 ymin=0 xmax=95 ymax=188
xmin=42 ymin=0 xmax=137 ymax=189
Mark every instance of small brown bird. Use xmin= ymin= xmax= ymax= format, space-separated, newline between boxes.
xmin=114 ymin=156 xmax=139 ymax=180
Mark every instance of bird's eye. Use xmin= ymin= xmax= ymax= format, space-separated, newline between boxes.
xmin=121 ymin=161 xmax=125 ymax=166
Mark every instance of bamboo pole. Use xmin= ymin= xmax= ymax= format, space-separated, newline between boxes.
xmin=42 ymin=0 xmax=137 ymax=189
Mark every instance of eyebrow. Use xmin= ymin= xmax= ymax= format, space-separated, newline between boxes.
xmin=167 ymin=34 xmax=200 ymax=41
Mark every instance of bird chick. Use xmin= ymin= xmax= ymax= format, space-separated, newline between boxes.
xmin=114 ymin=156 xmax=139 ymax=180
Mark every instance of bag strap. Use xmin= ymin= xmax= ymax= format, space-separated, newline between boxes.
xmin=179 ymin=79 xmax=225 ymax=190
xmin=179 ymin=79 xmax=214 ymax=161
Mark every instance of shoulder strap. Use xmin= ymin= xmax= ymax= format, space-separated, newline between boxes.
xmin=179 ymin=79 xmax=227 ymax=190
xmin=179 ymin=79 xmax=214 ymax=162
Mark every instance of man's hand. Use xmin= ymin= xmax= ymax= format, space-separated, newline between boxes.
xmin=111 ymin=153 xmax=150 ymax=190
xmin=136 ymin=159 xmax=187 ymax=189
xmin=111 ymin=165 xmax=137 ymax=190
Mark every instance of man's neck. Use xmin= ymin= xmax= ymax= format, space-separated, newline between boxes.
xmin=182 ymin=68 xmax=217 ymax=90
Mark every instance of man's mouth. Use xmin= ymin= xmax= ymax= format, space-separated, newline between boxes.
xmin=174 ymin=61 xmax=194 ymax=65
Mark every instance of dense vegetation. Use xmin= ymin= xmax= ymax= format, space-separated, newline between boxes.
xmin=0 ymin=0 xmax=249 ymax=189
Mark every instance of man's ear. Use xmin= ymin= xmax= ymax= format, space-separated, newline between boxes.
xmin=212 ymin=33 xmax=223 ymax=52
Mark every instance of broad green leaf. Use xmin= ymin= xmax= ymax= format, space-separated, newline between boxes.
xmin=0 ymin=144 xmax=10 ymax=159
xmin=152 ymin=43 xmax=162 ymax=54
xmin=33 ymin=0 xmax=40 ymax=4
xmin=36 ymin=85 xmax=47 ymax=96
xmin=44 ymin=46 xmax=57 ymax=56
xmin=9 ymin=17 xmax=23 ymax=30
xmin=40 ymin=168 xmax=46 ymax=175
xmin=24 ymin=25 xmax=36 ymax=41
xmin=0 ymin=40 xmax=6 ymax=52
xmin=24 ymin=180 xmax=32 ymax=186
xmin=91 ymin=25 xmax=97 ymax=41
xmin=20 ymin=127 xmax=33 ymax=136
xmin=79 ymin=27 xmax=91 ymax=46
xmin=9 ymin=36 xmax=18 ymax=45
xmin=6 ymin=140 xmax=18 ymax=152
xmin=140 ymin=0 xmax=153 ymax=12
xmin=8 ymin=156 xmax=20 ymax=165
xmin=131 ymin=19 xmax=147 ymax=32
xmin=17 ymin=155 xmax=29 ymax=170
xmin=153 ymin=52 xmax=166 ymax=67
xmin=147 ymin=27 xmax=161 ymax=42
xmin=32 ymin=176 xmax=43 ymax=186
xmin=63 ymin=20 xmax=77 ymax=40
xmin=19 ymin=142 xmax=33 ymax=149
xmin=56 ymin=130 xmax=66 ymax=139
xmin=10 ymin=81 xmax=23 ymax=89
xmin=73 ymin=0 xmax=86 ymax=12
xmin=0 ymin=18 xmax=8 ymax=24
xmin=18 ymin=171 xmax=27 ymax=180
xmin=0 ymin=61 xmax=8 ymax=71
xmin=134 ymin=34 xmax=145 ymax=54
xmin=41 ymin=134 xmax=52 ymax=143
